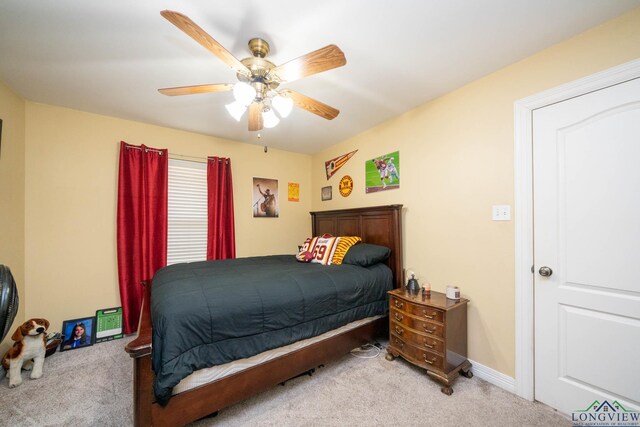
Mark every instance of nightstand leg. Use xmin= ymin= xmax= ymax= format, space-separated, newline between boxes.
xmin=385 ymin=352 xmax=396 ymax=361
xmin=460 ymin=360 xmax=473 ymax=378
xmin=441 ymin=386 xmax=453 ymax=395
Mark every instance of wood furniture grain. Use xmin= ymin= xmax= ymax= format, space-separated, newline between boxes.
xmin=385 ymin=289 xmax=472 ymax=395
xmin=125 ymin=204 xmax=403 ymax=427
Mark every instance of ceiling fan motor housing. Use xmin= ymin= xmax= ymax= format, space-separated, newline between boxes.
xmin=248 ymin=38 xmax=270 ymax=58
xmin=239 ymin=45 xmax=280 ymax=103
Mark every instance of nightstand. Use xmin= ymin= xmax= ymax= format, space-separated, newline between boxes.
xmin=386 ymin=288 xmax=472 ymax=395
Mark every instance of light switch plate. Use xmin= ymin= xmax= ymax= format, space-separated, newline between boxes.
xmin=492 ymin=205 xmax=511 ymax=221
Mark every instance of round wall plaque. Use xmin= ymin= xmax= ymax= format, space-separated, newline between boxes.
xmin=338 ymin=175 xmax=353 ymax=197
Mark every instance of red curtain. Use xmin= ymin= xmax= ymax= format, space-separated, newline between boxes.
xmin=117 ymin=141 xmax=168 ymax=334
xmin=207 ymin=157 xmax=236 ymax=260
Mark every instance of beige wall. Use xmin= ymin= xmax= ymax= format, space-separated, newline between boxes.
xmin=0 ymin=81 xmax=26 ymax=354
xmin=311 ymin=8 xmax=640 ymax=377
xmin=23 ymin=103 xmax=312 ymax=332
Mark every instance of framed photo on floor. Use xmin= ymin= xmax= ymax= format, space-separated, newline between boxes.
xmin=95 ymin=307 xmax=124 ymax=343
xmin=60 ymin=316 xmax=95 ymax=351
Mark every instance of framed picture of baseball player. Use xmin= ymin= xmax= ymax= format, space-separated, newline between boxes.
xmin=253 ymin=177 xmax=279 ymax=217
xmin=365 ymin=150 xmax=400 ymax=193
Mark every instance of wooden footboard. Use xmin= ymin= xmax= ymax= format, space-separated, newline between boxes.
xmin=125 ymin=204 xmax=403 ymax=427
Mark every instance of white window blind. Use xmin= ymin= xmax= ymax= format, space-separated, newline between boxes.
xmin=167 ymin=159 xmax=207 ymax=265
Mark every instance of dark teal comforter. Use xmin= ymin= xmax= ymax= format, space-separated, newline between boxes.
xmin=151 ymin=255 xmax=392 ymax=405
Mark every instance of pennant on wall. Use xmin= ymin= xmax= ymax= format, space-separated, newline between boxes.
xmin=325 ymin=149 xmax=358 ymax=180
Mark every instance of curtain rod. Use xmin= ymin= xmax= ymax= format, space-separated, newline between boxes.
xmin=124 ymin=143 xmax=224 ymax=164
xmin=124 ymin=144 xmax=164 ymax=154
xmin=169 ymin=153 xmax=230 ymax=164
xmin=168 ymin=153 xmax=208 ymax=164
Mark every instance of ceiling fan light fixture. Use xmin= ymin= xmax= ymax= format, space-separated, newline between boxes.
xmin=262 ymin=109 xmax=280 ymax=128
xmin=233 ymin=82 xmax=257 ymax=106
xmin=158 ymin=11 xmax=347 ymax=131
xmin=273 ymin=95 xmax=294 ymax=118
xmin=225 ymin=100 xmax=247 ymax=121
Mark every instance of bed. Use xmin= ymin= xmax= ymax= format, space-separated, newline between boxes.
xmin=125 ymin=204 xmax=403 ymax=427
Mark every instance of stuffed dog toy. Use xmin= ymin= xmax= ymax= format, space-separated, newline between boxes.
xmin=2 ymin=318 xmax=49 ymax=388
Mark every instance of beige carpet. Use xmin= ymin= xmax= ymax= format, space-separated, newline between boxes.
xmin=0 ymin=337 xmax=570 ymax=426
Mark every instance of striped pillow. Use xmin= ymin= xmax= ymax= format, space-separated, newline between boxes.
xmin=331 ymin=236 xmax=362 ymax=265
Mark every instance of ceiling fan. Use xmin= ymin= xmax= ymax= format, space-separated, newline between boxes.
xmin=158 ymin=10 xmax=347 ymax=131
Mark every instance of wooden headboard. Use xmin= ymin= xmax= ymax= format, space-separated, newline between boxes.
xmin=310 ymin=204 xmax=403 ymax=289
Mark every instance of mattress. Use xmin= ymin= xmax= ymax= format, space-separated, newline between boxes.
xmin=151 ymin=255 xmax=392 ymax=405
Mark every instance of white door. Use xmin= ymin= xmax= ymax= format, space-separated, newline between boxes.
xmin=533 ymin=77 xmax=640 ymax=414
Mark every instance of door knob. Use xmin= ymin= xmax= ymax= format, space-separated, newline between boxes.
xmin=538 ymin=266 xmax=553 ymax=277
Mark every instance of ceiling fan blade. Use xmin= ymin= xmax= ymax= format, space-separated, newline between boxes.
xmin=158 ymin=83 xmax=233 ymax=96
xmin=269 ymin=45 xmax=346 ymax=83
xmin=281 ymin=90 xmax=340 ymax=120
xmin=161 ymin=10 xmax=250 ymax=76
xmin=248 ymin=103 xmax=264 ymax=131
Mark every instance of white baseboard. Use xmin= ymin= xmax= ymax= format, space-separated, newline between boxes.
xmin=468 ymin=359 xmax=516 ymax=394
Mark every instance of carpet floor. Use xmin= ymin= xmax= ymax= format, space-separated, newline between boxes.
xmin=0 ymin=337 xmax=570 ymax=426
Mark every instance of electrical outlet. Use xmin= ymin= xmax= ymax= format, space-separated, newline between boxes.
xmin=492 ymin=205 xmax=511 ymax=221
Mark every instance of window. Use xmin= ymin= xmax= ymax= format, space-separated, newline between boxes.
xmin=167 ymin=159 xmax=207 ymax=265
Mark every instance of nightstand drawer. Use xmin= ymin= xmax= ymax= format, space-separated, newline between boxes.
xmin=390 ymin=296 xmax=445 ymax=323
xmin=390 ymin=321 xmax=444 ymax=353
xmin=389 ymin=333 xmax=407 ymax=353
xmin=391 ymin=309 xmax=445 ymax=339
xmin=419 ymin=349 xmax=445 ymax=371
xmin=391 ymin=308 xmax=406 ymax=323
xmin=410 ymin=306 xmax=444 ymax=323
xmin=390 ymin=297 xmax=406 ymax=311
xmin=417 ymin=321 xmax=444 ymax=338
xmin=389 ymin=333 xmax=445 ymax=371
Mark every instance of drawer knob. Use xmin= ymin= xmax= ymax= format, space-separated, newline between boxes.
xmin=395 ymin=326 xmax=404 ymax=335
xmin=423 ymin=310 xmax=437 ymax=319
xmin=423 ymin=354 xmax=436 ymax=365
xmin=394 ymin=338 xmax=404 ymax=349
xmin=423 ymin=324 xmax=435 ymax=334
xmin=423 ymin=339 xmax=434 ymax=349
xmin=394 ymin=300 xmax=404 ymax=309
xmin=395 ymin=313 xmax=404 ymax=322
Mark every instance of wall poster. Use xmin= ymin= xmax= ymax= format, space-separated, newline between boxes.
xmin=253 ymin=177 xmax=279 ymax=217
xmin=365 ymin=151 xmax=400 ymax=193
xmin=288 ymin=182 xmax=300 ymax=202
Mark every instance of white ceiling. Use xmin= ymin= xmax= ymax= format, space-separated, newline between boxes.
xmin=0 ymin=1 xmax=637 ymax=154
